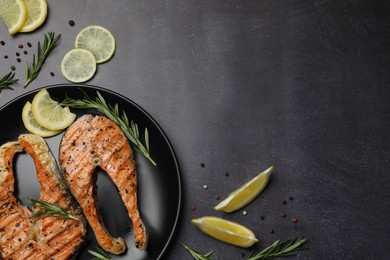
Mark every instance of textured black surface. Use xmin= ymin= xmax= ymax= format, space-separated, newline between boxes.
xmin=1 ymin=0 xmax=390 ymax=259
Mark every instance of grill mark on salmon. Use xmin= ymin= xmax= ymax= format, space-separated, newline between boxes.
xmin=59 ymin=114 xmax=148 ymax=254
xmin=0 ymin=135 xmax=86 ymax=259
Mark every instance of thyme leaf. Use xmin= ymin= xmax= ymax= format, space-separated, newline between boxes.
xmin=62 ymin=90 xmax=156 ymax=166
xmin=25 ymin=32 xmax=61 ymax=88
xmin=24 ymin=198 xmax=78 ymax=221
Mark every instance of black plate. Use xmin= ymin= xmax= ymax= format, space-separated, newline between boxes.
xmin=0 ymin=84 xmax=181 ymax=259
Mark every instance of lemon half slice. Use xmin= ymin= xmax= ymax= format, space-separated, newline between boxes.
xmin=22 ymin=101 xmax=61 ymax=137
xmin=214 ymin=166 xmax=274 ymax=213
xmin=75 ymin=25 xmax=116 ymax=64
xmin=20 ymin=0 xmax=48 ymax=32
xmin=31 ymin=88 xmax=76 ymax=131
xmin=0 ymin=0 xmax=27 ymax=35
xmin=61 ymin=48 xmax=97 ymax=83
xmin=192 ymin=216 xmax=258 ymax=248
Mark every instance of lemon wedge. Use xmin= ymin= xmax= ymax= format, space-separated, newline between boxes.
xmin=75 ymin=25 xmax=116 ymax=64
xmin=214 ymin=166 xmax=274 ymax=213
xmin=191 ymin=216 xmax=258 ymax=248
xmin=0 ymin=0 xmax=27 ymax=35
xmin=31 ymin=88 xmax=76 ymax=131
xmin=20 ymin=0 xmax=48 ymax=32
xmin=22 ymin=101 xmax=61 ymax=137
xmin=61 ymin=48 xmax=97 ymax=83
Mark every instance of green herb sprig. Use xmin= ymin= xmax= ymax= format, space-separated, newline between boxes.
xmin=62 ymin=90 xmax=156 ymax=166
xmin=25 ymin=32 xmax=61 ymax=88
xmin=0 ymin=72 xmax=18 ymax=91
xmin=88 ymin=247 xmax=112 ymax=260
xmin=247 ymin=237 xmax=308 ymax=260
xmin=181 ymin=243 xmax=214 ymax=260
xmin=24 ymin=198 xmax=78 ymax=221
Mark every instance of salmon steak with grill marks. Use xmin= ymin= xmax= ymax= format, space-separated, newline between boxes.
xmin=0 ymin=134 xmax=86 ymax=260
xmin=59 ymin=114 xmax=148 ymax=254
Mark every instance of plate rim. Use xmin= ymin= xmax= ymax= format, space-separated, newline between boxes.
xmin=0 ymin=83 xmax=182 ymax=259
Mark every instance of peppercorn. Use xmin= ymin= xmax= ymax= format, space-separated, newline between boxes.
xmin=214 ymin=195 xmax=220 ymax=200
xmin=260 ymin=216 xmax=265 ymax=220
xmin=18 ymin=44 xmax=23 ymax=49
xmin=200 ymin=163 xmax=205 ymax=168
xmin=0 ymin=41 xmax=5 ymax=46
xmin=292 ymin=218 xmax=298 ymax=223
xmin=23 ymin=50 xmax=28 ymax=55
xmin=191 ymin=205 xmax=196 ymax=211
xmin=225 ymin=172 xmax=230 ymax=177
xmin=4 ymin=55 xmax=8 ymax=59
xmin=16 ymin=52 xmax=20 ymax=56
xmin=50 ymin=72 xmax=55 ymax=77
xmin=27 ymin=42 xmax=32 ymax=47
xmin=10 ymin=66 xmax=15 ymax=71
xmin=69 ymin=20 xmax=75 ymax=26
xmin=270 ymin=229 xmax=275 ymax=234
xmin=281 ymin=213 xmax=286 ymax=218
xmin=282 ymin=200 xmax=287 ymax=205
xmin=16 ymin=58 xmax=21 ymax=63
xmin=289 ymin=196 xmax=294 ymax=201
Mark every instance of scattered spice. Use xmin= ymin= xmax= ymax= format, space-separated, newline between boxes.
xmin=16 ymin=52 xmax=20 ymax=56
xmin=282 ymin=200 xmax=287 ymax=205
xmin=292 ymin=218 xmax=298 ymax=223
xmin=69 ymin=20 xmax=75 ymax=26
xmin=16 ymin=58 xmax=21 ymax=63
xmin=10 ymin=66 xmax=15 ymax=71
xmin=4 ymin=55 xmax=8 ymax=59
xmin=241 ymin=252 xmax=246 ymax=257
xmin=289 ymin=196 xmax=294 ymax=201
xmin=225 ymin=172 xmax=229 ymax=177
xmin=270 ymin=229 xmax=275 ymax=234
xmin=281 ymin=213 xmax=286 ymax=218
xmin=214 ymin=195 xmax=220 ymax=200
xmin=18 ymin=44 xmax=23 ymax=49
xmin=203 ymin=184 xmax=208 ymax=189
xmin=0 ymin=41 xmax=5 ymax=46
xmin=50 ymin=72 xmax=55 ymax=77
xmin=260 ymin=216 xmax=265 ymax=220
xmin=191 ymin=205 xmax=196 ymax=211
xmin=27 ymin=42 xmax=32 ymax=48
xmin=242 ymin=210 xmax=247 ymax=216
xmin=200 ymin=163 xmax=205 ymax=168
xmin=23 ymin=50 xmax=28 ymax=55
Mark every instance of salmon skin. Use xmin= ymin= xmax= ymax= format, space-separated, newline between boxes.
xmin=0 ymin=134 xmax=86 ymax=260
xmin=59 ymin=114 xmax=148 ymax=254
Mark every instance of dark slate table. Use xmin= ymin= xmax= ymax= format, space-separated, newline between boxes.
xmin=0 ymin=1 xmax=389 ymax=259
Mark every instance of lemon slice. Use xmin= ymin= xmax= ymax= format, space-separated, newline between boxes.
xmin=31 ymin=88 xmax=76 ymax=131
xmin=0 ymin=0 xmax=27 ymax=35
xmin=61 ymin=48 xmax=97 ymax=83
xmin=20 ymin=0 xmax=48 ymax=32
xmin=191 ymin=216 xmax=258 ymax=248
xmin=22 ymin=101 xmax=61 ymax=137
xmin=214 ymin=166 xmax=274 ymax=213
xmin=74 ymin=25 xmax=116 ymax=64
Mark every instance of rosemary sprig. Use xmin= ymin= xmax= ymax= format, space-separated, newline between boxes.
xmin=25 ymin=32 xmax=61 ymax=88
xmin=181 ymin=243 xmax=214 ymax=260
xmin=88 ymin=247 xmax=112 ymax=260
xmin=247 ymin=237 xmax=308 ymax=260
xmin=24 ymin=198 xmax=78 ymax=221
xmin=0 ymin=72 xmax=18 ymax=91
xmin=62 ymin=90 xmax=157 ymax=166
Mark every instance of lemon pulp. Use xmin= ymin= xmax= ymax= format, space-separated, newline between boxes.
xmin=31 ymin=88 xmax=76 ymax=131
xmin=214 ymin=166 xmax=274 ymax=213
xmin=61 ymin=48 xmax=97 ymax=83
xmin=75 ymin=25 xmax=116 ymax=64
xmin=0 ymin=0 xmax=27 ymax=35
xmin=192 ymin=216 xmax=258 ymax=248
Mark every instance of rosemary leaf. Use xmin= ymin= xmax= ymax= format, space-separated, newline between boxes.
xmin=25 ymin=32 xmax=61 ymax=88
xmin=62 ymin=90 xmax=157 ymax=166
xmin=181 ymin=243 xmax=214 ymax=260
xmin=0 ymin=72 xmax=18 ymax=91
xmin=246 ymin=237 xmax=308 ymax=260
xmin=24 ymin=198 xmax=78 ymax=221
xmin=88 ymin=247 xmax=112 ymax=260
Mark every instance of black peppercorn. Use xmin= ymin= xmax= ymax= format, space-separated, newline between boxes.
xmin=69 ymin=20 xmax=75 ymax=26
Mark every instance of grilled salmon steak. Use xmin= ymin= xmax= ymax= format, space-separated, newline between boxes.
xmin=59 ymin=114 xmax=148 ymax=254
xmin=0 ymin=134 xmax=86 ymax=259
